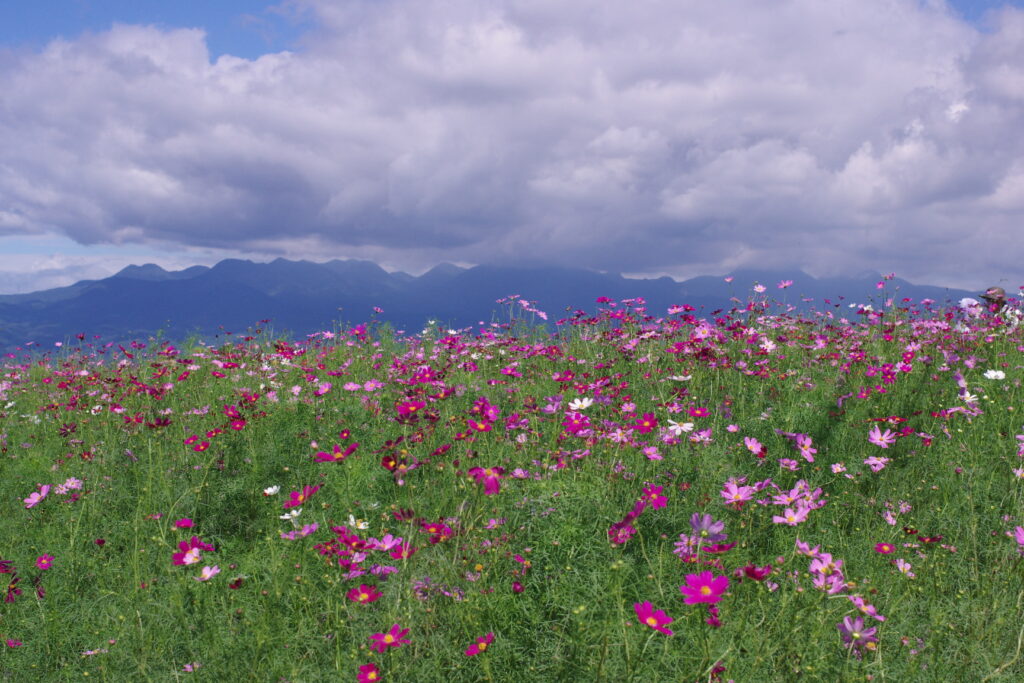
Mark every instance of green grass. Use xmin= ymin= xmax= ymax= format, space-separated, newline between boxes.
xmin=1 ymin=300 xmax=1023 ymax=681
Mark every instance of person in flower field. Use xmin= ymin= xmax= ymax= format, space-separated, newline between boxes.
xmin=980 ymin=286 xmax=1007 ymax=312
xmin=981 ymin=285 xmax=1022 ymax=331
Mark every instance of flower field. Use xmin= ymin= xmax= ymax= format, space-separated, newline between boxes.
xmin=2 ymin=283 xmax=1023 ymax=681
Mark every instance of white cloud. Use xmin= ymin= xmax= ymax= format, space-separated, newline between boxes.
xmin=0 ymin=0 xmax=1022 ymax=291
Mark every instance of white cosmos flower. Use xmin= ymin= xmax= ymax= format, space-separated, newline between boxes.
xmin=667 ymin=420 xmax=695 ymax=436
xmin=961 ymin=392 xmax=979 ymax=404
xmin=983 ymin=370 xmax=1006 ymax=380
xmin=348 ymin=514 xmax=369 ymax=530
xmin=263 ymin=485 xmax=280 ymax=496
xmin=669 ymin=374 xmax=692 ymax=381
xmin=568 ymin=397 xmax=594 ymax=411
xmin=280 ymin=508 xmax=301 ymax=521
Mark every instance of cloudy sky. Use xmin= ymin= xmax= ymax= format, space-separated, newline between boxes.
xmin=1 ymin=0 xmax=1023 ymax=294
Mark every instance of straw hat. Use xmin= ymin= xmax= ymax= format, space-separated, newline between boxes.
xmin=980 ymin=286 xmax=1006 ymax=304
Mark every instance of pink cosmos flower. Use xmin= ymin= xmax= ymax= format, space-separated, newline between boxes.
xmin=848 ymin=595 xmax=886 ymax=622
xmin=357 ymin=663 xmax=381 ymax=683
xmin=837 ymin=616 xmax=878 ymax=653
xmin=634 ymin=601 xmax=674 ymax=635
xmin=174 ymin=518 xmax=194 ymax=529
xmin=24 ymin=484 xmax=50 ymax=509
xmin=35 ymin=555 xmax=54 ymax=571
xmin=894 ymin=558 xmax=915 ymax=578
xmin=772 ymin=504 xmax=810 ymax=526
xmin=468 ymin=467 xmax=505 ymax=495
xmin=283 ymin=485 xmax=320 ymax=510
xmin=868 ymin=426 xmax=897 ymax=448
xmin=874 ymin=542 xmax=895 ymax=554
xmin=743 ymin=437 xmax=765 ymax=457
xmin=464 ymin=632 xmax=494 ymax=656
xmin=369 ymin=624 xmax=410 ymax=653
xmin=795 ymin=434 xmax=816 ymax=462
xmin=679 ymin=571 xmax=729 ymax=604
xmin=721 ymin=481 xmax=755 ymax=509
xmin=795 ymin=538 xmax=820 ymax=557
xmin=864 ymin=455 xmax=890 ymax=473
xmin=193 ymin=566 xmax=220 ymax=582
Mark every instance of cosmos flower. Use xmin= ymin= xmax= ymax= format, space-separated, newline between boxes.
xmin=283 ymin=485 xmax=320 ymax=510
xmin=193 ymin=566 xmax=220 ymax=582
xmin=634 ymin=601 xmax=674 ymax=635
xmin=369 ymin=624 xmax=410 ymax=653
xmin=464 ymin=632 xmax=495 ymax=656
xmin=357 ymin=663 xmax=381 ymax=683
xmin=347 ymin=584 xmax=382 ymax=604
xmin=468 ymin=467 xmax=505 ymax=495
xmin=868 ymin=426 xmax=897 ymax=448
xmin=690 ymin=513 xmax=727 ymax=542
xmin=567 ymin=397 xmax=593 ymax=411
xmin=679 ymin=571 xmax=729 ymax=604
xmin=24 ymin=484 xmax=50 ymax=509
xmin=837 ymin=616 xmax=878 ymax=654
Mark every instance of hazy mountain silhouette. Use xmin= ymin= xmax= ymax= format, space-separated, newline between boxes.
xmin=0 ymin=259 xmax=979 ymax=350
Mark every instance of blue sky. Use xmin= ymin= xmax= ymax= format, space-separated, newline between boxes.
xmin=0 ymin=1 xmax=309 ymax=60
xmin=1 ymin=0 xmax=1023 ymax=294
xmin=2 ymin=0 xmax=1019 ymax=55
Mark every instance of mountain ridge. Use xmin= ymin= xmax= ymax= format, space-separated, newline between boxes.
xmin=0 ymin=259 xmax=980 ymax=350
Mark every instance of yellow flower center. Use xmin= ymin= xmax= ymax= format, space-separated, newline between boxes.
xmin=384 ymin=634 xmax=394 ymax=644
xmin=700 ymin=586 xmax=712 ymax=595
xmin=646 ymin=617 xmax=658 ymax=626
xmin=478 ymin=642 xmax=488 ymax=651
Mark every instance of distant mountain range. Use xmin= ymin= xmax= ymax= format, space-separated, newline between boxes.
xmin=0 ymin=258 xmax=979 ymax=350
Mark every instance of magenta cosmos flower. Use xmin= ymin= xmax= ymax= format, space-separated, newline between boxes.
xmin=679 ymin=571 xmax=729 ymax=605
xmin=464 ymin=632 xmax=494 ymax=656
xmin=172 ymin=536 xmax=215 ymax=566
xmin=283 ymin=485 xmax=320 ymax=510
xmin=357 ymin=663 xmax=381 ymax=683
xmin=468 ymin=467 xmax=505 ymax=495
xmin=313 ymin=442 xmax=359 ymax=463
xmin=346 ymin=584 xmax=382 ymax=604
xmin=874 ymin=542 xmax=895 ymax=554
xmin=35 ymin=555 xmax=54 ymax=571
xmin=634 ymin=601 xmax=674 ymax=635
xmin=369 ymin=624 xmax=410 ymax=653
xmin=641 ymin=485 xmax=667 ymax=510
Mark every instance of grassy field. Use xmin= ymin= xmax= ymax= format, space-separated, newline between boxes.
xmin=1 ymin=285 xmax=1022 ymax=681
